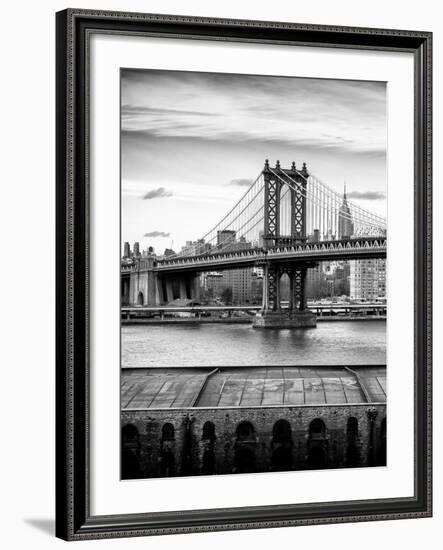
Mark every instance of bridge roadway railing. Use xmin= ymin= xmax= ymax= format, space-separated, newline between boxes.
xmin=148 ymin=237 xmax=387 ymax=273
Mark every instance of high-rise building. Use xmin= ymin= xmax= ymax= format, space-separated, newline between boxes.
xmin=306 ymin=260 xmax=351 ymax=300
xmin=338 ymin=183 xmax=354 ymax=239
xmin=221 ymin=269 xmax=253 ymax=304
xmin=250 ymin=272 xmax=263 ymax=304
xmin=180 ymin=239 xmax=212 ymax=256
xmin=217 ymin=230 xmax=236 ymax=248
xmin=350 ymin=259 xmax=386 ymax=301
xmin=204 ymin=272 xmax=224 ymax=297
xmin=332 ymin=261 xmax=351 ymax=296
xmin=123 ymin=242 xmax=131 ymax=258
xmin=306 ymin=265 xmax=325 ymax=299
xmin=204 ymin=268 xmax=260 ymax=305
xmin=307 ymin=229 xmax=321 ymax=243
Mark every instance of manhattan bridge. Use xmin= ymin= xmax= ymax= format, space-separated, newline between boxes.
xmin=121 ymin=160 xmax=387 ymax=328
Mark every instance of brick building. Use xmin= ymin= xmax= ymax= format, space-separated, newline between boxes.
xmin=121 ymin=365 xmax=386 ymax=479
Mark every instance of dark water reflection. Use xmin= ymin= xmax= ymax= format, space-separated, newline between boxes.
xmin=121 ymin=320 xmax=386 ymax=368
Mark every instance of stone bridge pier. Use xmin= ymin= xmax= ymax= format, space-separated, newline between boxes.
xmin=122 ymin=256 xmax=200 ymax=306
xmin=253 ymin=262 xmax=316 ymax=328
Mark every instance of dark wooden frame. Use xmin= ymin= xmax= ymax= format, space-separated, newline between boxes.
xmin=56 ymin=8 xmax=432 ymax=541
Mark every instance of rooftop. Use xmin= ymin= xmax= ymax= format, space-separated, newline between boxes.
xmin=121 ymin=365 xmax=386 ymax=410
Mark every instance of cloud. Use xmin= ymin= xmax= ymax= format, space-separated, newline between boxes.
xmin=144 ymin=231 xmax=170 ymax=238
xmin=229 ymin=178 xmax=254 ymax=187
xmin=122 ymin=105 xmax=216 ymax=117
xmin=141 ymin=187 xmax=173 ymax=200
xmin=121 ymin=68 xmax=387 ymax=155
xmin=347 ymin=190 xmax=386 ymax=200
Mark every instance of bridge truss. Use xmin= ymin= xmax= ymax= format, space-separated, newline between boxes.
xmin=167 ymin=160 xmax=386 ymax=259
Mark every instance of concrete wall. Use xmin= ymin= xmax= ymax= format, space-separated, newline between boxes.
xmin=121 ymin=404 xmax=386 ymax=479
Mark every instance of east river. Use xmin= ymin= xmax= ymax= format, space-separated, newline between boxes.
xmin=121 ymin=320 xmax=386 ymax=368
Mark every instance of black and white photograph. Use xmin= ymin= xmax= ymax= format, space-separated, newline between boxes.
xmin=1 ymin=0 xmax=437 ymax=546
xmin=120 ymin=69 xmax=387 ymax=479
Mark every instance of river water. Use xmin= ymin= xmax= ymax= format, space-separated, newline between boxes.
xmin=121 ymin=320 xmax=386 ymax=368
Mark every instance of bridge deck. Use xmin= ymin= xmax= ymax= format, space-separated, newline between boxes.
xmin=121 ymin=238 xmax=387 ymax=275
xmin=121 ymin=366 xmax=386 ymax=409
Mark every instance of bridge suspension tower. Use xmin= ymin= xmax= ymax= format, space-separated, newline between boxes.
xmin=254 ymin=160 xmax=316 ymax=328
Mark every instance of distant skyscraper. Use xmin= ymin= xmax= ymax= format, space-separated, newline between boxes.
xmin=123 ymin=242 xmax=131 ymax=258
xmin=133 ymin=242 xmax=140 ymax=256
xmin=180 ymin=239 xmax=211 ymax=256
xmin=338 ymin=183 xmax=354 ymax=239
xmin=217 ymin=230 xmax=236 ymax=248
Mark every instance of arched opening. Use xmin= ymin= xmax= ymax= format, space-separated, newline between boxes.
xmin=202 ymin=421 xmax=216 ymax=442
xmin=162 ymin=423 xmax=175 ymax=441
xmin=121 ymin=278 xmax=130 ymax=306
xmin=279 ymin=184 xmax=292 ymax=236
xmin=137 ymin=291 xmax=144 ymax=305
xmin=307 ymin=418 xmax=328 ymax=469
xmin=201 ymin=449 xmax=216 ymax=475
xmin=122 ymin=423 xmax=139 ymax=443
xmin=172 ymin=279 xmax=180 ymax=300
xmin=271 ymin=446 xmax=293 ymax=471
xmin=161 ymin=278 xmax=168 ymax=304
xmin=279 ymin=272 xmax=290 ymax=306
xmin=161 ymin=451 xmax=175 ymax=477
xmin=185 ymin=278 xmax=192 ymax=300
xmin=272 ymin=419 xmax=292 ymax=444
xmin=307 ymin=445 xmax=327 ymax=468
xmin=234 ymin=447 xmax=256 ymax=474
xmin=309 ymin=418 xmax=326 ymax=439
xmin=379 ymin=417 xmax=387 ymax=465
xmin=236 ymin=421 xmax=255 ymax=442
xmin=121 ymin=424 xmax=141 ymax=479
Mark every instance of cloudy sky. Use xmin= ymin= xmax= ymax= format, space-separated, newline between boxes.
xmin=121 ymin=69 xmax=387 ymax=253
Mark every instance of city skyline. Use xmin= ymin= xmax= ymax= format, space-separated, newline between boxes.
xmin=121 ymin=69 xmax=387 ymax=253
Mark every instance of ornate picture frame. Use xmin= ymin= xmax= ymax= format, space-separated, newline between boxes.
xmin=55 ymin=9 xmax=432 ymax=540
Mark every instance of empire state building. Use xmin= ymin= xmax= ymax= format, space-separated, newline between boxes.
xmin=338 ymin=183 xmax=354 ymax=239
